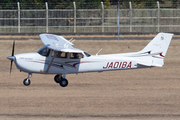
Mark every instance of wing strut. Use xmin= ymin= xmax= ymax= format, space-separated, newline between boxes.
xmin=46 ymin=51 xmax=56 ymax=73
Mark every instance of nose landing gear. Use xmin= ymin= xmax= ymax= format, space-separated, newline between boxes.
xmin=23 ymin=73 xmax=32 ymax=86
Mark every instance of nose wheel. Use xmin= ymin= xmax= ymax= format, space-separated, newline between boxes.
xmin=23 ymin=78 xmax=31 ymax=86
xmin=23 ymin=73 xmax=32 ymax=86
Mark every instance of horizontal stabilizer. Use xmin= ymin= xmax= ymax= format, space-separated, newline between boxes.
xmin=137 ymin=62 xmax=152 ymax=67
xmin=137 ymin=62 xmax=162 ymax=67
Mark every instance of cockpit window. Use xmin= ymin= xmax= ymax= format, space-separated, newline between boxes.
xmin=38 ymin=47 xmax=50 ymax=57
xmin=70 ymin=53 xmax=84 ymax=59
xmin=84 ymin=52 xmax=91 ymax=57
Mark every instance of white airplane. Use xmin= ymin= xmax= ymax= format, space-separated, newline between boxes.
xmin=7 ymin=32 xmax=173 ymax=87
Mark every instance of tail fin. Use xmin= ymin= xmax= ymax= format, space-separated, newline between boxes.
xmin=139 ymin=32 xmax=173 ymax=67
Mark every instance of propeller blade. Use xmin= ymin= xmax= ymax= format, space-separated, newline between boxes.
xmin=10 ymin=60 xmax=13 ymax=74
xmin=12 ymin=40 xmax=15 ymax=56
xmin=10 ymin=40 xmax=15 ymax=74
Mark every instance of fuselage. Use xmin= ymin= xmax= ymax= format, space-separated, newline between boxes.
xmin=13 ymin=48 xmax=150 ymax=74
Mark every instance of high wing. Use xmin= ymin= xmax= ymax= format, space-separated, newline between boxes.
xmin=39 ymin=34 xmax=83 ymax=53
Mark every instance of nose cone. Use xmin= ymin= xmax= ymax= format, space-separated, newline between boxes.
xmin=6 ymin=56 xmax=15 ymax=61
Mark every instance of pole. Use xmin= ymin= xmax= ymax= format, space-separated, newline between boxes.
xmin=129 ymin=1 xmax=132 ymax=32
xmin=101 ymin=2 xmax=104 ymax=32
xmin=73 ymin=2 xmax=76 ymax=33
xmin=157 ymin=1 xmax=160 ymax=32
xmin=117 ymin=2 xmax=119 ymax=41
xmin=46 ymin=2 xmax=48 ymax=33
xmin=17 ymin=2 xmax=20 ymax=33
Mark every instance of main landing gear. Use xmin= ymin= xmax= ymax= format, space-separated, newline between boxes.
xmin=54 ymin=74 xmax=68 ymax=87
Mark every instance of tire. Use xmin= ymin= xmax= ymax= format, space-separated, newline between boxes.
xmin=54 ymin=74 xmax=62 ymax=83
xmin=59 ymin=79 xmax=68 ymax=87
xmin=23 ymin=79 xmax=31 ymax=86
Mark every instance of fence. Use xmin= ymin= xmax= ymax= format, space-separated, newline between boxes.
xmin=0 ymin=2 xmax=180 ymax=34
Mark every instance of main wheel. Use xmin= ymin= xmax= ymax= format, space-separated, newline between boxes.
xmin=54 ymin=74 xmax=62 ymax=83
xmin=23 ymin=78 xmax=31 ymax=86
xmin=59 ymin=79 xmax=68 ymax=87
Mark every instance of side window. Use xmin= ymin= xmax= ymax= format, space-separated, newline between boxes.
xmin=70 ymin=53 xmax=84 ymax=59
xmin=53 ymin=51 xmax=68 ymax=58
xmin=51 ymin=50 xmax=54 ymax=57
xmin=57 ymin=52 xmax=68 ymax=58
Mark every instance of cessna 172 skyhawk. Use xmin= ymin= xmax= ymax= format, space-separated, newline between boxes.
xmin=7 ymin=32 xmax=173 ymax=87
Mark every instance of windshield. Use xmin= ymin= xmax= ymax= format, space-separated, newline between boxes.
xmin=38 ymin=47 xmax=50 ymax=57
xmin=84 ymin=52 xmax=91 ymax=57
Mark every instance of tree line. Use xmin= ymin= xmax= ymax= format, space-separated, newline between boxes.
xmin=0 ymin=0 xmax=179 ymax=9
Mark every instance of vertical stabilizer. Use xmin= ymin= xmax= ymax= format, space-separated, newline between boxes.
xmin=139 ymin=32 xmax=173 ymax=66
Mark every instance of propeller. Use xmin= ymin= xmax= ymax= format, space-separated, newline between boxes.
xmin=7 ymin=40 xmax=15 ymax=74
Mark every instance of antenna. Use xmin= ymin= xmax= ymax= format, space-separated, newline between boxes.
xmin=96 ymin=48 xmax=103 ymax=56
xmin=69 ymin=38 xmax=75 ymax=44
xmin=71 ymin=39 xmax=75 ymax=43
xmin=69 ymin=38 xmax=73 ymax=42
